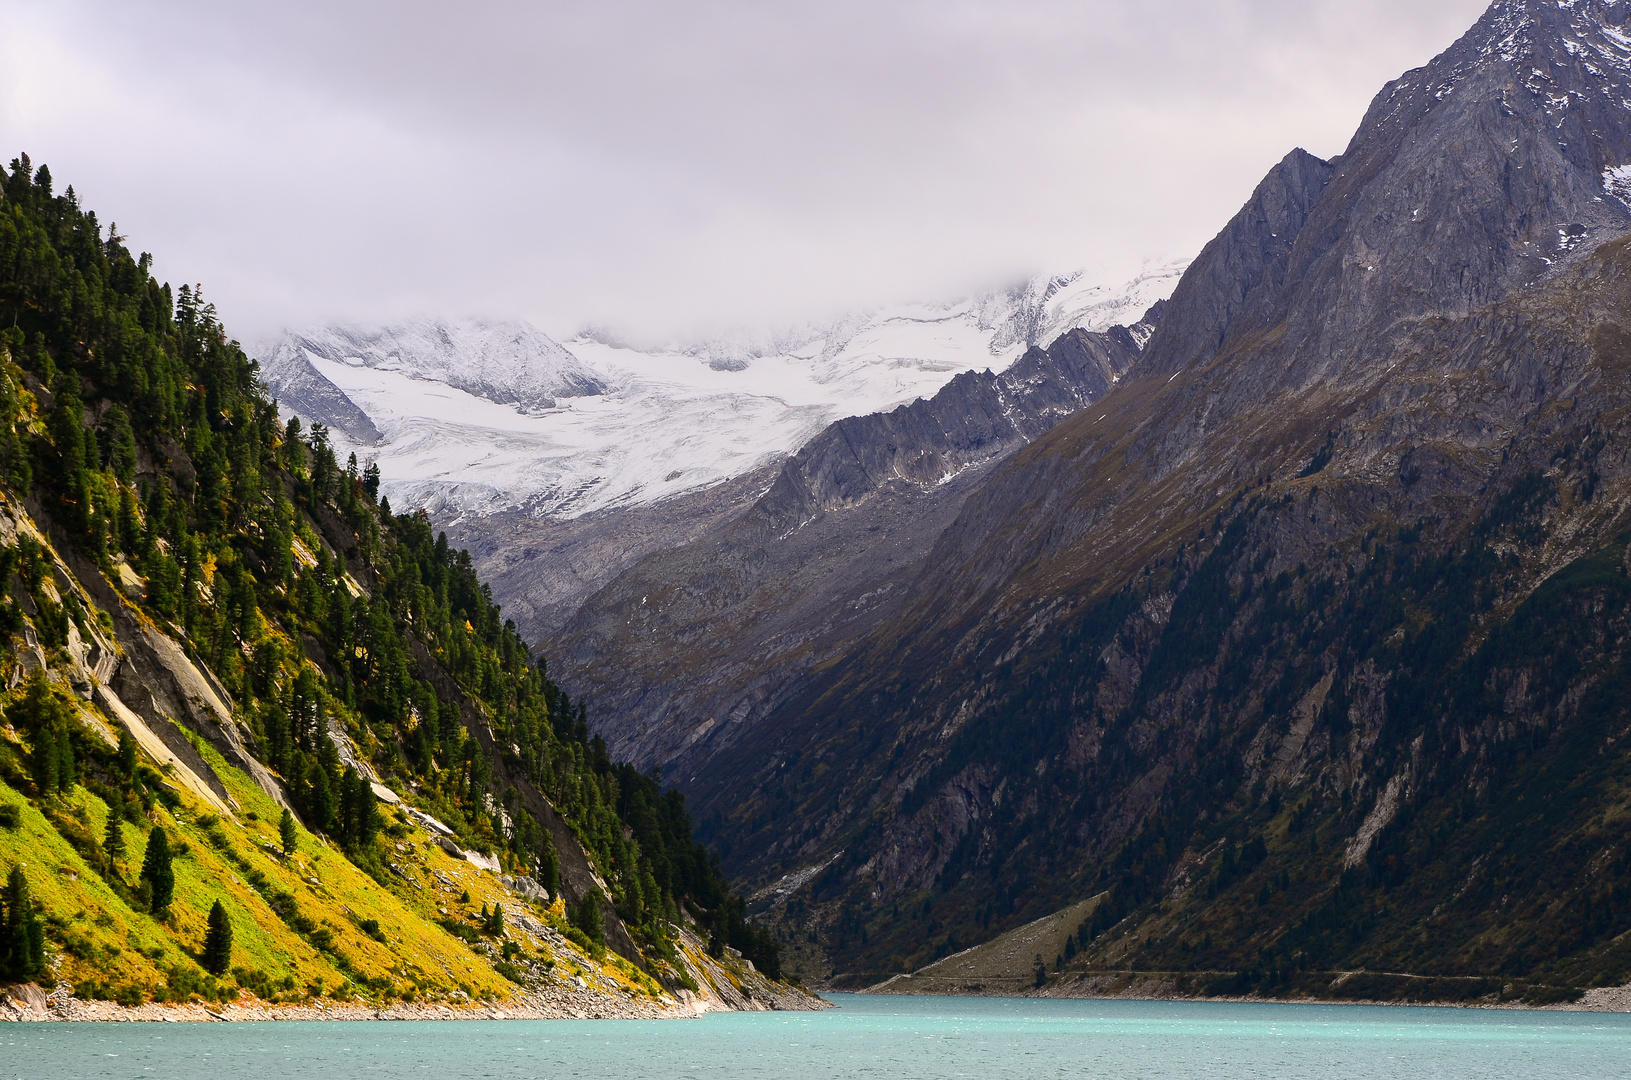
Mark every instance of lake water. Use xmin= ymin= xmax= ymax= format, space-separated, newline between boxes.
xmin=6 ymin=994 xmax=1631 ymax=1079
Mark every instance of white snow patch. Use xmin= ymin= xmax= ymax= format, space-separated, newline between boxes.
xmin=264 ymin=261 xmax=1186 ymax=521
xmin=1603 ymin=164 xmax=1631 ymax=206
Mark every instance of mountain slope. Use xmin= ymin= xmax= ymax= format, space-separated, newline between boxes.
xmin=544 ymin=317 xmax=1155 ymax=776
xmin=265 ymin=320 xmax=606 ymax=418
xmin=0 ymin=157 xmax=811 ymax=1011
xmin=571 ymin=0 xmax=1631 ymax=1001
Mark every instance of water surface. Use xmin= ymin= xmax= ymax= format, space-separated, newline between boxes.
xmin=6 ymin=994 xmax=1631 ymax=1079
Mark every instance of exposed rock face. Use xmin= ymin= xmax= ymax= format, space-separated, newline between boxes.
xmin=541 ymin=319 xmax=1152 ymax=777
xmin=558 ymin=0 xmax=1631 ymax=994
xmin=754 ymin=325 xmax=1142 ymax=535
xmin=258 ymin=346 xmax=382 ymax=445
xmin=442 ymin=466 xmax=780 ymax=647
xmin=264 ymin=320 xmax=606 ymax=417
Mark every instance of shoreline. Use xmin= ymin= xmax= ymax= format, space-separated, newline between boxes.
xmin=1 ymin=980 xmax=830 ymax=1023
xmin=849 ymin=974 xmax=1631 ymax=1013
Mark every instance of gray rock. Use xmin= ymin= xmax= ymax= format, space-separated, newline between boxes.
xmin=529 ymin=0 xmax=1631 ymax=981
xmin=258 ymin=347 xmax=382 ymax=445
xmin=539 ymin=316 xmax=1155 ymax=776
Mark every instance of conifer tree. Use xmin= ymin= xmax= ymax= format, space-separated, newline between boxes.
xmin=29 ymin=726 xmax=57 ymax=796
xmin=104 ymin=813 xmax=127 ymax=869
xmin=117 ymin=726 xmax=137 ymax=778
xmin=11 ymin=672 xmax=71 ymax=796
xmin=337 ymin=767 xmax=379 ymax=851
xmin=0 ymin=359 xmax=30 ymax=494
xmin=201 ymin=900 xmax=232 ymax=976
xmin=279 ymin=808 xmax=298 ymax=856
xmin=537 ymin=833 xmax=561 ymax=898
xmin=0 ymin=866 xmax=46 ymax=980
xmin=573 ymin=889 xmax=604 ymax=946
xmin=305 ymin=755 xmax=335 ymax=834
xmin=54 ymin=728 xmax=74 ymax=792
xmin=103 ymin=405 xmax=137 ymax=484
xmin=140 ymin=828 xmax=175 ymax=914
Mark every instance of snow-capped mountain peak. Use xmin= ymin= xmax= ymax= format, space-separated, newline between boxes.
xmin=258 ymin=262 xmax=1185 ymax=522
xmin=264 ymin=319 xmax=605 ymax=419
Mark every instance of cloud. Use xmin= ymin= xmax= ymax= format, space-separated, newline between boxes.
xmin=0 ymin=0 xmax=1492 ymax=343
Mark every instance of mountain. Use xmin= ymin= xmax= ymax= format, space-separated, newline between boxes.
xmin=559 ymin=0 xmax=1631 ymax=1003
xmin=254 ymin=264 xmax=1182 ymax=652
xmin=0 ymin=157 xmax=815 ymax=1013
xmin=540 ymin=317 xmax=1157 ymax=776
xmin=265 ymin=319 xmax=606 ymax=418
xmin=258 ymin=263 xmax=1184 ymax=525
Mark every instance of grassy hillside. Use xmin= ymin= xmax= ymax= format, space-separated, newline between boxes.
xmin=0 ymin=154 xmax=782 ymax=1005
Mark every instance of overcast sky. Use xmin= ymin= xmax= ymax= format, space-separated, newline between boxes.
xmin=1 ymin=0 xmax=1492 ymax=346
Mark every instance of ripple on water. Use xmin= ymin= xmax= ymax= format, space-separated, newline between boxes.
xmin=6 ymin=995 xmax=1631 ymax=1080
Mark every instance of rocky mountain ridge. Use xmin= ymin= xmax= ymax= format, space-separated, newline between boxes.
xmin=539 ymin=315 xmax=1156 ymax=776
xmin=554 ymin=0 xmax=1631 ymax=1000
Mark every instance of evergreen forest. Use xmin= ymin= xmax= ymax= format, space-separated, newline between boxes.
xmin=0 ymin=154 xmax=779 ymax=1001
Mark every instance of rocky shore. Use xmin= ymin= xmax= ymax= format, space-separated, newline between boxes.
xmin=0 ymin=976 xmax=830 ymax=1023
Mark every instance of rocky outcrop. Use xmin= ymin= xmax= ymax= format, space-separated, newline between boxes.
xmin=754 ymin=323 xmax=1146 ymax=534
xmin=258 ymin=347 xmax=382 ymax=444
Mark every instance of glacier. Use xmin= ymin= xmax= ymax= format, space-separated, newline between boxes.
xmin=257 ymin=260 xmax=1186 ymax=522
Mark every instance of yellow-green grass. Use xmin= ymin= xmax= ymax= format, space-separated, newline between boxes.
xmin=0 ymin=740 xmax=513 ymax=1004
xmin=0 ymin=662 xmax=685 ymax=1009
xmin=0 ymin=723 xmax=677 ymax=1007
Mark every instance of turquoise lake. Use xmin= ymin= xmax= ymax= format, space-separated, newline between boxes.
xmin=6 ymin=994 xmax=1631 ymax=1079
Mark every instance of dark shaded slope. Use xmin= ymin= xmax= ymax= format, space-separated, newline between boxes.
xmin=653 ymin=0 xmax=1631 ymax=998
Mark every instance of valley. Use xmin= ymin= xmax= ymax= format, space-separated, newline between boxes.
xmin=12 ymin=0 xmax=1631 ymax=1022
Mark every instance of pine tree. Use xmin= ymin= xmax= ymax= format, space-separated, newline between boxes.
xmin=338 ymin=767 xmax=379 ymax=851
xmin=29 ymin=726 xmax=57 ymax=796
xmin=104 ymin=813 xmax=127 ymax=868
xmin=140 ymin=828 xmax=175 ymax=914
xmin=306 ymin=755 xmax=335 ymax=834
xmin=201 ymin=900 xmax=232 ymax=976
xmin=0 ymin=866 xmax=46 ymax=980
xmin=104 ymin=405 xmax=137 ymax=484
xmin=0 ymin=360 xmax=31 ymax=494
xmin=537 ymin=833 xmax=561 ymax=898
xmin=54 ymin=727 xmax=74 ymax=792
xmin=573 ymin=889 xmax=604 ymax=946
xmin=117 ymin=726 xmax=138 ymax=778
xmin=278 ymin=808 xmax=298 ymax=856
